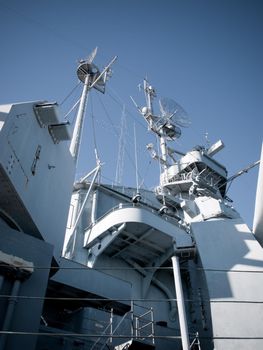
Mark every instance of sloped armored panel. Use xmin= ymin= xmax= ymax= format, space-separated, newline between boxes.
xmin=191 ymin=218 xmax=263 ymax=350
xmin=51 ymin=258 xmax=131 ymax=315
xmin=0 ymin=102 xmax=75 ymax=261
xmin=0 ymin=165 xmax=41 ymax=235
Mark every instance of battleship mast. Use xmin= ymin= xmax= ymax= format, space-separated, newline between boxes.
xmin=70 ymin=48 xmax=117 ymax=163
xmin=135 ymin=80 xmax=193 ymax=350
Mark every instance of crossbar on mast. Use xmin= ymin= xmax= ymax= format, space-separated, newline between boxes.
xmin=69 ymin=51 xmax=117 ymax=164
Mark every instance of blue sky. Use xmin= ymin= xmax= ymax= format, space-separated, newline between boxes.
xmin=0 ymin=0 xmax=262 ymax=228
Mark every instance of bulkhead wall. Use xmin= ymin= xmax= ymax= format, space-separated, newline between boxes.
xmin=192 ymin=218 xmax=263 ymax=350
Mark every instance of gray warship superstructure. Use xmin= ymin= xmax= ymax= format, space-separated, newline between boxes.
xmin=0 ymin=51 xmax=262 ymax=350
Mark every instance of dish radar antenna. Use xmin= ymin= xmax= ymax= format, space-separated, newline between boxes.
xmin=131 ymin=79 xmax=191 ymax=172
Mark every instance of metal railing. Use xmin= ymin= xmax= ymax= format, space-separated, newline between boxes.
xmin=85 ymin=201 xmax=182 ymax=238
xmin=89 ymin=301 xmax=155 ymax=349
xmin=132 ymin=304 xmax=155 ymax=345
xmin=91 ymin=308 xmax=130 ymax=350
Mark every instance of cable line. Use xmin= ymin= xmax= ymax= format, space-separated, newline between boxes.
xmin=0 ymin=295 xmax=263 ymax=305
xmin=90 ymin=93 xmax=100 ymax=164
xmin=1 ymin=330 xmax=263 ymax=341
xmin=60 ymin=81 xmax=81 ymax=106
xmin=97 ymin=94 xmax=146 ymax=189
xmin=1 ymin=264 xmax=263 ymax=273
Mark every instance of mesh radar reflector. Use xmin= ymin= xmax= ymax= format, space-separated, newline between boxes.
xmin=159 ymin=97 xmax=191 ymax=127
xmin=157 ymin=97 xmax=191 ymax=140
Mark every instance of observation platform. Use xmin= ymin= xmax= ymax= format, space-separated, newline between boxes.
xmin=84 ymin=204 xmax=193 ymax=267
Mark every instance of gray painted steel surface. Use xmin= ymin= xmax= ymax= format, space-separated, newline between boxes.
xmin=192 ymin=218 xmax=263 ymax=350
xmin=0 ymin=102 xmax=75 ymax=261
xmin=0 ymin=220 xmax=53 ymax=350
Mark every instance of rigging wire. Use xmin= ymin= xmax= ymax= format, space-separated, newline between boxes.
xmin=138 ymin=159 xmax=153 ymax=189
xmin=115 ymin=105 xmax=127 ymax=185
xmin=0 ymin=1 xmax=89 ymax=51
xmin=60 ymin=81 xmax=82 ymax=106
xmin=104 ymin=87 xmax=160 ymax=190
xmin=1 ymin=264 xmax=263 ymax=273
xmin=0 ymin=0 xmax=155 ymax=116
xmin=108 ymin=83 xmax=213 ymax=191
xmin=101 ymin=174 xmax=117 ymax=185
xmin=1 ymin=0 xmax=161 ymax=192
xmin=108 ymin=86 xmax=208 ymax=192
xmin=63 ymin=97 xmax=81 ymax=121
xmin=97 ymin=94 xmax=146 ymax=189
xmin=134 ymin=123 xmax=139 ymax=192
xmin=155 ymin=133 xmax=166 ymax=205
xmin=225 ymin=180 xmax=233 ymax=195
xmin=0 ymin=294 xmax=263 ymax=304
xmin=1 ymin=6 xmax=261 ymax=339
xmin=116 ymin=62 xmax=145 ymax=80
xmin=0 ymin=330 xmax=262 ymax=341
xmin=220 ymin=159 xmax=260 ymax=195
xmin=0 ymin=331 xmax=184 ymax=339
xmin=90 ymin=93 xmax=100 ymax=164
xmin=107 ymin=87 xmax=147 ymax=130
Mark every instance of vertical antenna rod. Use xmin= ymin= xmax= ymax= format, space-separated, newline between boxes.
xmin=70 ymin=49 xmax=117 ymax=163
xmin=115 ymin=105 xmax=127 ymax=185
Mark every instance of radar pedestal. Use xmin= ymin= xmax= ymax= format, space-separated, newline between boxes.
xmin=137 ymin=80 xmax=191 ymax=173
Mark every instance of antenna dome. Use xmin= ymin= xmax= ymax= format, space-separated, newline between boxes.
xmin=141 ymin=106 xmax=149 ymax=116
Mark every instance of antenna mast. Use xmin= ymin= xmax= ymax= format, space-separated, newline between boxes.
xmin=143 ymin=80 xmax=169 ymax=171
xmin=132 ymin=79 xmax=190 ymax=184
xmin=70 ymin=48 xmax=117 ymax=163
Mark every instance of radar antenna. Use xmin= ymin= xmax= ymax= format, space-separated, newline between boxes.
xmin=132 ymin=79 xmax=191 ymax=171
xmin=70 ymin=48 xmax=117 ymax=163
xmin=159 ymin=97 xmax=191 ymax=128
